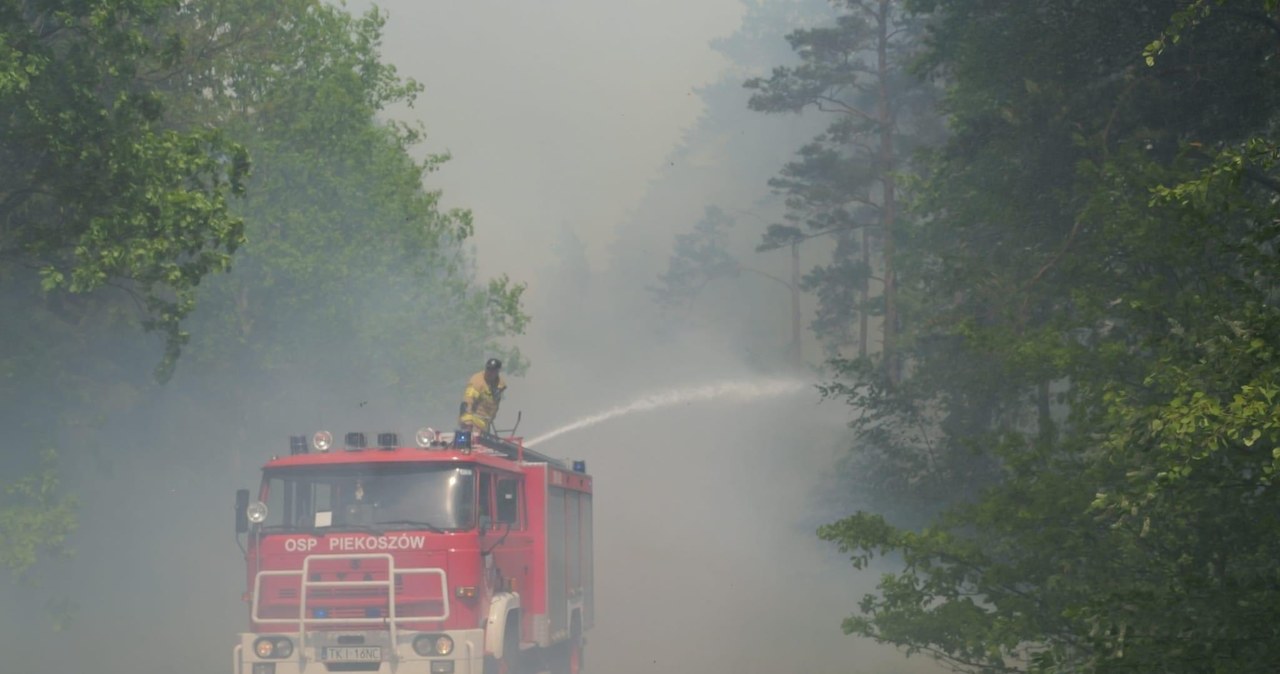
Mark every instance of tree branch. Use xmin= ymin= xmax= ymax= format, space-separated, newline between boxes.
xmin=814 ymin=95 xmax=875 ymax=122
xmin=1242 ymin=164 xmax=1280 ymax=196
xmin=1218 ymin=8 xmax=1280 ymax=46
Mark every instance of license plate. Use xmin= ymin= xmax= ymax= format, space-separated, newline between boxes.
xmin=321 ymin=646 xmax=382 ymax=662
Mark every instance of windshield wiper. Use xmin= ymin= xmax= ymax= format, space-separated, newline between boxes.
xmin=373 ymin=520 xmax=445 ymax=534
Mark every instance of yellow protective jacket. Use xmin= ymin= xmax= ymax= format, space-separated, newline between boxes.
xmin=458 ymin=371 xmax=506 ymax=432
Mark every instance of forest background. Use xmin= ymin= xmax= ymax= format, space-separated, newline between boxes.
xmin=5 ymin=1 xmax=1280 ymax=673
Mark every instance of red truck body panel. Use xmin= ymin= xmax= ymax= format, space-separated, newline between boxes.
xmin=235 ymin=433 xmax=592 ymax=673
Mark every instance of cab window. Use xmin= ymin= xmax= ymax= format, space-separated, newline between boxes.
xmin=260 ymin=465 xmax=476 ymax=531
xmin=496 ymin=477 xmax=522 ymax=527
xmin=478 ymin=472 xmax=493 ymax=530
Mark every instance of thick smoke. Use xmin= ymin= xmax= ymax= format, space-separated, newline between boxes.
xmin=506 ymin=233 xmax=942 ymax=674
xmin=0 ymin=2 xmax=946 ymax=673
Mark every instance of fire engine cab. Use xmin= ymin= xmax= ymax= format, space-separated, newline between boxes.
xmin=232 ymin=428 xmax=592 ymax=674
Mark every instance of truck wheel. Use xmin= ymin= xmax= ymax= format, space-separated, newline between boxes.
xmin=566 ymin=631 xmax=583 ymax=674
xmin=550 ymin=624 xmax=583 ymax=674
xmin=484 ymin=647 xmax=521 ymax=674
xmin=485 ymin=615 xmax=522 ymax=674
xmin=484 ymin=654 xmax=518 ymax=674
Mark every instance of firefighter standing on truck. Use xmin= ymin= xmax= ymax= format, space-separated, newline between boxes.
xmin=459 ymin=358 xmax=506 ymax=434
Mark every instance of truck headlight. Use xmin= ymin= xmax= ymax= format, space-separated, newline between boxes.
xmin=413 ymin=634 xmax=453 ymax=656
xmin=253 ymin=636 xmax=293 ymax=659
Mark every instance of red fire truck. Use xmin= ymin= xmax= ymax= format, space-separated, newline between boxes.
xmin=231 ymin=428 xmax=593 ymax=674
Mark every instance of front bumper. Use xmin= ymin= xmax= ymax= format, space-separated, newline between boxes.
xmin=233 ymin=629 xmax=484 ymax=674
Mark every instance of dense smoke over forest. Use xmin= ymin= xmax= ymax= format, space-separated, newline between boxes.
xmin=1 ymin=1 xmax=906 ymax=672
xmin=6 ymin=1 xmax=1280 ymax=673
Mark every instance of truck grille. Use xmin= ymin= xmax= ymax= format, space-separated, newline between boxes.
xmin=252 ymin=554 xmax=449 ymax=627
xmin=276 ymin=576 xmax=404 ymax=599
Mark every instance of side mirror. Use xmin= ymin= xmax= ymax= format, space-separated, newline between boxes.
xmin=235 ymin=488 xmax=250 ymax=534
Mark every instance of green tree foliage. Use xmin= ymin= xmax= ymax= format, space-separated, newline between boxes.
xmin=746 ymin=0 xmax=938 ymax=370
xmin=153 ymin=0 xmax=528 ymax=410
xmin=651 ymin=205 xmax=807 ymax=363
xmin=0 ymin=0 xmax=244 ymax=577
xmin=0 ymin=0 xmax=249 ymax=379
xmin=0 ymin=0 xmax=527 ymax=578
xmin=817 ymin=1 xmax=1280 ymax=671
xmin=0 ymin=450 xmax=76 ymax=576
xmin=650 ymin=206 xmax=741 ymax=312
xmin=637 ymin=0 xmax=834 ymax=370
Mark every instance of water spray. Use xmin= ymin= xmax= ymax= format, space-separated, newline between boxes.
xmin=524 ymin=377 xmax=810 ymax=447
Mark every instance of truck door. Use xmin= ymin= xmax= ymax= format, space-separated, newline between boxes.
xmin=483 ymin=472 xmax=530 ymax=600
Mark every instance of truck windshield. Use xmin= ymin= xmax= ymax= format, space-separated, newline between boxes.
xmin=260 ymin=464 xmax=475 ymax=532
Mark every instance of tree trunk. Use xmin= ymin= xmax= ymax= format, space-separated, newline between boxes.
xmin=877 ymin=0 xmax=899 ymax=386
xmin=860 ymin=227 xmax=870 ymax=359
xmin=791 ymin=240 xmax=803 ymax=367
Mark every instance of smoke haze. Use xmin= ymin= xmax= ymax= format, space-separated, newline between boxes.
xmin=0 ymin=2 xmax=943 ymax=673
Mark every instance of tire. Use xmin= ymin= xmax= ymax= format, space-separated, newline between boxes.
xmin=485 ymin=614 xmax=522 ymax=674
xmin=550 ymin=622 xmax=583 ymax=674
xmin=567 ymin=630 xmax=583 ymax=674
xmin=484 ymin=645 xmax=520 ymax=674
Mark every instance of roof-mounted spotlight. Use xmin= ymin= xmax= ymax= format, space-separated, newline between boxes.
xmin=289 ymin=435 xmax=307 ymax=455
xmin=246 ymin=501 xmax=269 ymax=525
xmin=415 ymin=427 xmax=439 ymax=448
xmin=344 ymin=432 xmax=367 ymax=451
xmin=377 ymin=432 xmax=398 ymax=449
xmin=312 ymin=431 xmax=333 ymax=453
